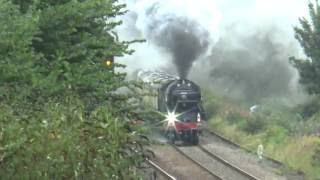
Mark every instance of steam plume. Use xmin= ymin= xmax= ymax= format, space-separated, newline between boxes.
xmin=208 ymin=31 xmax=296 ymax=101
xmin=117 ymin=0 xmax=309 ymax=102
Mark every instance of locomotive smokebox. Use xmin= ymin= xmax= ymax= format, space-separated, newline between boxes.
xmin=158 ymin=78 xmax=203 ymax=113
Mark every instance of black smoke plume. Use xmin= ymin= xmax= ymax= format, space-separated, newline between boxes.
xmin=148 ymin=18 xmax=210 ymax=78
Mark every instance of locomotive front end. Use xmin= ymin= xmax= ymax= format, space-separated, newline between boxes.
xmin=136 ymin=70 xmax=205 ymax=145
xmin=160 ymin=79 xmax=205 ymax=145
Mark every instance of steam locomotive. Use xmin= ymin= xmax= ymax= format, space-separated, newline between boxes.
xmin=158 ymin=78 xmax=205 ymax=145
xmin=137 ymin=70 xmax=205 ymax=145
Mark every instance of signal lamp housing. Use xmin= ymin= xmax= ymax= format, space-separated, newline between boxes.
xmin=104 ymin=56 xmax=114 ymax=69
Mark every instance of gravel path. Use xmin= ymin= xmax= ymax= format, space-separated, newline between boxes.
xmin=150 ymin=145 xmax=219 ymax=180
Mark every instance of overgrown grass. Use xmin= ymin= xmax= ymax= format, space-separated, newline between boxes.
xmin=205 ymin=93 xmax=320 ymax=179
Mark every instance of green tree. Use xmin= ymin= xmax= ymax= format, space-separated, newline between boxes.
xmin=10 ymin=0 xmax=137 ymax=110
xmin=0 ymin=0 xmax=147 ymax=178
xmin=290 ymin=2 xmax=320 ymax=94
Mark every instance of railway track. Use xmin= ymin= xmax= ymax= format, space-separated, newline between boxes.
xmin=150 ymin=129 xmax=266 ymax=179
xmin=150 ymin=144 xmax=221 ymax=180
xmin=203 ymin=128 xmax=283 ymax=167
xmin=199 ymin=128 xmax=305 ymax=180
xmin=172 ymin=144 xmax=259 ymax=180
xmin=149 ymin=127 xmax=298 ymax=179
xmin=198 ymin=145 xmax=260 ymax=180
xmin=146 ymin=159 xmax=177 ymax=180
xmin=170 ymin=144 xmax=223 ymax=180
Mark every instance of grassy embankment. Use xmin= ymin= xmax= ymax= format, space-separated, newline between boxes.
xmin=204 ymin=91 xmax=320 ymax=179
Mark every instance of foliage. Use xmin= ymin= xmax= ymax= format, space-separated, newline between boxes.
xmin=290 ymin=2 xmax=320 ymax=94
xmin=0 ymin=96 xmax=147 ymax=179
xmin=241 ymin=115 xmax=267 ymax=134
xmin=264 ymin=125 xmax=288 ymax=145
xmin=4 ymin=0 xmax=140 ymax=109
xmin=312 ymin=140 xmax=320 ymax=167
xmin=202 ymin=91 xmax=221 ymax=118
xmin=295 ymin=96 xmax=320 ymax=118
xmin=205 ymin=91 xmax=320 ymax=179
xmin=209 ymin=114 xmax=320 ymax=179
xmin=0 ymin=0 xmax=39 ymax=97
xmin=0 ymin=0 xmax=147 ymax=178
xmin=225 ymin=112 xmax=245 ymax=124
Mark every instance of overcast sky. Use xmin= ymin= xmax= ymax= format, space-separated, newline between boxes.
xmin=116 ymin=0 xmax=310 ymax=74
xmin=114 ymin=0 xmax=313 ymax=102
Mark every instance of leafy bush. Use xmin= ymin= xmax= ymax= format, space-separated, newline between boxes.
xmin=241 ymin=115 xmax=267 ymax=134
xmin=295 ymin=97 xmax=320 ymax=119
xmin=264 ymin=125 xmax=288 ymax=145
xmin=0 ymin=96 xmax=147 ymax=179
xmin=202 ymin=93 xmax=221 ymax=118
xmin=311 ymin=140 xmax=320 ymax=167
xmin=226 ymin=112 xmax=245 ymax=124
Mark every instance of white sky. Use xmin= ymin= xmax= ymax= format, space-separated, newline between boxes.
xmin=116 ymin=0 xmax=312 ymax=75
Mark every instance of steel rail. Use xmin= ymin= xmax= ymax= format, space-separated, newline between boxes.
xmin=170 ymin=144 xmax=223 ymax=180
xmin=146 ymin=159 xmax=177 ymax=180
xmin=198 ymin=145 xmax=260 ymax=180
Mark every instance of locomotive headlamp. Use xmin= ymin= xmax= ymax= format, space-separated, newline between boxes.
xmin=166 ymin=112 xmax=178 ymax=127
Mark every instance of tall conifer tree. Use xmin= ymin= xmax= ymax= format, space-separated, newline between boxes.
xmin=291 ymin=2 xmax=320 ymax=94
